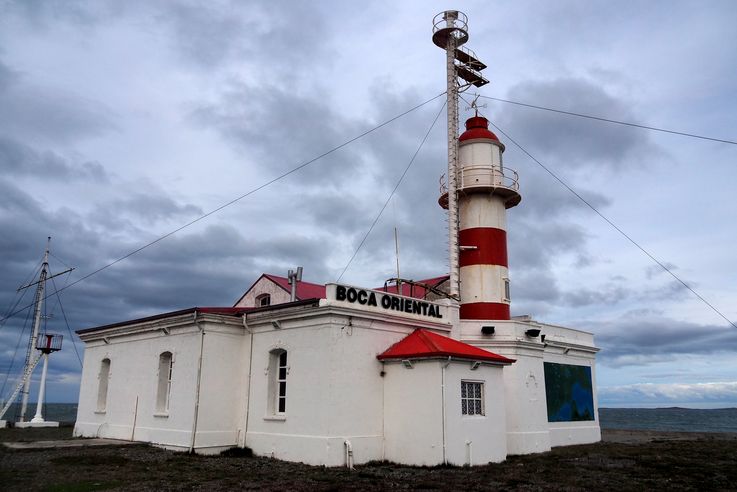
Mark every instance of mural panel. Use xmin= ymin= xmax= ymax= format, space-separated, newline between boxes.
xmin=544 ymin=362 xmax=594 ymax=422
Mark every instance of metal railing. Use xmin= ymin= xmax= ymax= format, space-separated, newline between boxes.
xmin=439 ymin=166 xmax=520 ymax=196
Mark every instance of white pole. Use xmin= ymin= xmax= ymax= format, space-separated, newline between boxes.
xmin=20 ymin=238 xmax=50 ymax=422
xmin=30 ymin=353 xmax=49 ymax=423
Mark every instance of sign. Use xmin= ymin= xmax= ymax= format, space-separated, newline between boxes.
xmin=327 ymin=284 xmax=446 ymax=321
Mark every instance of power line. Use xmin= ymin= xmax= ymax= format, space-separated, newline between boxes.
xmin=474 ymin=107 xmax=737 ymax=330
xmin=337 ymin=100 xmax=447 ymax=283
xmin=479 ymin=95 xmax=737 ymax=146
xmin=0 ymin=92 xmax=447 ymax=326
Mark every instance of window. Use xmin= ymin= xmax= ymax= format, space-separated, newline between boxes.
xmin=96 ymin=358 xmax=110 ymax=412
xmin=156 ymin=351 xmax=173 ymax=414
xmin=256 ymin=294 xmax=271 ymax=307
xmin=503 ymin=278 xmax=511 ymax=301
xmin=461 ymin=381 xmax=484 ymax=416
xmin=268 ymin=349 xmax=288 ymax=415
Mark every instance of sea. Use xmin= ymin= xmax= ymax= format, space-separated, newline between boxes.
xmin=2 ymin=404 xmax=736 ymax=433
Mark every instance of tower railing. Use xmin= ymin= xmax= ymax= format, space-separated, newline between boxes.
xmin=459 ymin=165 xmax=519 ymax=192
xmin=439 ymin=166 xmax=520 ymax=196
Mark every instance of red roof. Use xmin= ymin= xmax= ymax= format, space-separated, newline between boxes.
xmin=262 ymin=274 xmax=328 ymax=299
xmin=376 ymin=275 xmax=449 ymax=299
xmin=459 ymin=116 xmax=503 ymax=145
xmin=235 ymin=273 xmax=451 ymax=308
xmin=377 ymin=329 xmax=515 ymax=364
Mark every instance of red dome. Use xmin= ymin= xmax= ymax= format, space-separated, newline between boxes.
xmin=459 ymin=116 xmax=502 ymax=143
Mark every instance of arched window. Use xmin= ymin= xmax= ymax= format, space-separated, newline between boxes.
xmin=268 ymin=349 xmax=287 ymax=414
xmin=256 ymin=294 xmax=271 ymax=307
xmin=156 ymin=351 xmax=174 ymax=413
xmin=97 ymin=358 xmax=111 ymax=412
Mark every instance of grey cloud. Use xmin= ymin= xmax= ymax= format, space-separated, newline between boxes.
xmin=0 ymin=136 xmax=111 ymax=183
xmin=0 ymin=60 xmax=18 ymax=90
xmin=590 ymin=315 xmax=737 ymax=367
xmin=1 ymin=0 xmax=123 ymax=27
xmin=0 ymin=59 xmax=116 ymax=144
xmin=88 ymin=192 xmax=203 ymax=231
xmin=564 ymin=284 xmax=629 ymax=307
xmin=497 ymin=77 xmax=656 ymax=170
xmin=509 ymin=220 xmax=588 ymax=271
xmin=192 ymin=83 xmax=366 ymax=186
xmin=510 ymin=168 xmax=611 ymax=220
xmin=646 ymin=262 xmax=678 ymax=280
xmin=159 ymin=1 xmax=331 ymax=70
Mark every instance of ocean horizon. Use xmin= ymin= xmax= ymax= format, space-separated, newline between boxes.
xmin=3 ymin=404 xmax=736 ymax=434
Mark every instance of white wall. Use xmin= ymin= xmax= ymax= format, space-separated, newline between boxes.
xmin=74 ymin=314 xmax=249 ymax=453
xmin=383 ymin=361 xmax=444 ymax=465
xmin=383 ymin=359 xmax=508 ymax=466
xmin=244 ymin=309 xmax=418 ymax=466
xmin=443 ymin=362 xmax=507 ymax=465
xmin=75 ymin=324 xmax=201 ymax=447
xmin=189 ymin=322 xmax=250 ymax=451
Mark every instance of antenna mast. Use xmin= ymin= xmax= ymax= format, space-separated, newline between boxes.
xmin=19 ymin=237 xmax=50 ymax=422
xmin=432 ymin=11 xmax=489 ymax=300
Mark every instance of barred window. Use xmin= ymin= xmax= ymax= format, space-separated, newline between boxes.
xmin=461 ymin=380 xmax=484 ymax=416
xmin=276 ymin=350 xmax=287 ymax=413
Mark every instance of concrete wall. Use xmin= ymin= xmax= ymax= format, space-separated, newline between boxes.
xmin=443 ymin=362 xmax=507 ymax=465
xmin=383 ymin=361 xmax=444 ymax=465
xmin=192 ymin=322 xmax=251 ymax=451
xmin=383 ymin=360 xmax=507 ymax=466
xmin=74 ymin=315 xmax=249 ymax=453
xmin=75 ymin=324 xmax=201 ymax=447
xmin=244 ymin=309 xmax=418 ymax=466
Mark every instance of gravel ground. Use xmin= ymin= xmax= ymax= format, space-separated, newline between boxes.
xmin=1 ymin=426 xmax=736 ymax=491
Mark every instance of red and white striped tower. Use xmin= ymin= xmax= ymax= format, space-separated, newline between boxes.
xmin=441 ymin=114 xmax=521 ymax=320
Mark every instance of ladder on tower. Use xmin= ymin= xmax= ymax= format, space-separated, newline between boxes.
xmin=0 ymin=353 xmax=43 ymax=421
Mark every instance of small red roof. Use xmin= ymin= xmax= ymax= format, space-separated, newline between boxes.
xmin=262 ymin=274 xmax=327 ymax=300
xmin=377 ymin=329 xmax=515 ymax=364
xmin=459 ymin=116 xmax=503 ymax=145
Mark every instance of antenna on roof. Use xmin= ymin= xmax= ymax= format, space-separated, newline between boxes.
xmin=394 ymin=227 xmax=401 ymax=294
xmin=288 ymin=267 xmax=303 ymax=302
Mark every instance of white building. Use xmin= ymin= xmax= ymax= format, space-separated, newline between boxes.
xmin=74 ymin=112 xmax=601 ymax=466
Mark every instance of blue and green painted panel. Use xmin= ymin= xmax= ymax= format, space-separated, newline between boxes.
xmin=544 ymin=362 xmax=595 ymax=422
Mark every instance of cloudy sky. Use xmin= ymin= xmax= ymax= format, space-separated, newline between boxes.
xmin=1 ymin=1 xmax=735 ymax=408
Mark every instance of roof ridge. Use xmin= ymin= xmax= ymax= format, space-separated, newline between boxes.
xmin=416 ymin=329 xmax=442 ymax=352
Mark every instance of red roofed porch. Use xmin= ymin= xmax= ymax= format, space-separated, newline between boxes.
xmin=378 ymin=329 xmax=514 ymax=365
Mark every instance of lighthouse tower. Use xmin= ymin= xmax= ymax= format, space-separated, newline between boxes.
xmin=431 ymin=10 xmax=520 ymax=318
xmin=452 ymin=115 xmax=520 ymax=320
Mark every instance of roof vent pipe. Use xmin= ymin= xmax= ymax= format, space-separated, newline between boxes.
xmin=288 ymin=267 xmax=303 ymax=302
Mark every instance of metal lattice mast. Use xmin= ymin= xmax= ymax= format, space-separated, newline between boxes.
xmin=433 ymin=11 xmax=488 ymax=299
xmin=445 ymin=28 xmax=461 ymax=299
